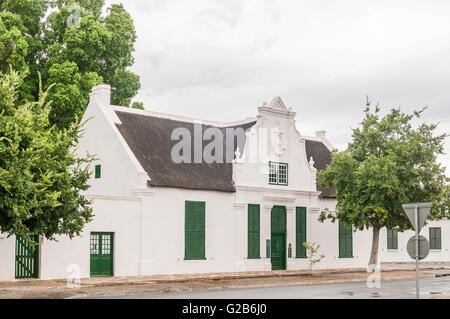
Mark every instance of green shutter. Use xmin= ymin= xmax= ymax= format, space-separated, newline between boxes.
xmin=339 ymin=221 xmax=353 ymax=258
xmin=296 ymin=207 xmax=307 ymax=258
xmin=430 ymin=227 xmax=441 ymax=250
xmin=248 ymin=204 xmax=260 ymax=259
xmin=185 ymin=201 xmax=205 ymax=260
xmin=387 ymin=229 xmax=398 ymax=250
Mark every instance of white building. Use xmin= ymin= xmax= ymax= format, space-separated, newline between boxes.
xmin=0 ymin=85 xmax=448 ymax=280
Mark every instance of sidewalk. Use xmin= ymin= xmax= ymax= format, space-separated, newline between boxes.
xmin=1 ymin=266 xmax=449 ymax=299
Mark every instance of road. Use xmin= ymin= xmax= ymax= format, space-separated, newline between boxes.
xmin=105 ymin=276 xmax=450 ymax=299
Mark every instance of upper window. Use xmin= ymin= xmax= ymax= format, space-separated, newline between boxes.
xmin=269 ymin=162 xmax=288 ymax=185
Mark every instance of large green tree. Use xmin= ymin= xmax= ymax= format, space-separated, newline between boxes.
xmin=318 ymin=98 xmax=449 ymax=267
xmin=1 ymin=0 xmax=142 ymax=128
xmin=0 ymin=69 xmax=94 ymax=241
xmin=0 ymin=0 xmax=143 ymax=241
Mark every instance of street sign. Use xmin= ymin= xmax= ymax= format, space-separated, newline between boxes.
xmin=407 ymin=235 xmax=430 ymax=260
xmin=401 ymin=202 xmax=433 ymax=299
xmin=402 ymin=202 xmax=432 ymax=232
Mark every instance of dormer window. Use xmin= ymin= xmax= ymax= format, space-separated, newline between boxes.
xmin=269 ymin=162 xmax=288 ymax=185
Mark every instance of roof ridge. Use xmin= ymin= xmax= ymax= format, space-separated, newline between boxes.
xmin=110 ymin=104 xmax=257 ymax=127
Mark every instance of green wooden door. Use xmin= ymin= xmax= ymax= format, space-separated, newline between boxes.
xmin=271 ymin=206 xmax=287 ymax=270
xmin=15 ymin=235 xmax=39 ymax=279
xmin=90 ymin=232 xmax=114 ymax=277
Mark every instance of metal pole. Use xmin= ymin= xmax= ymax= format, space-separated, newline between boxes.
xmin=415 ymin=205 xmax=419 ymax=299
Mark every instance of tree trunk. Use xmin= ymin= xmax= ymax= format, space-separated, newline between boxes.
xmin=368 ymin=226 xmax=380 ymax=271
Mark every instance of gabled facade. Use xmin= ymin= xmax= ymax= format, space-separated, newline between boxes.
xmin=0 ymin=84 xmax=448 ymax=281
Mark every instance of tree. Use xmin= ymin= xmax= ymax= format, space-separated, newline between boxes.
xmin=0 ymin=0 xmax=144 ymax=129
xmin=317 ymin=97 xmax=449 ymax=268
xmin=0 ymin=69 xmax=94 ymax=241
xmin=302 ymin=242 xmax=325 ymax=272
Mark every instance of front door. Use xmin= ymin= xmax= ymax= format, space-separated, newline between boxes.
xmin=271 ymin=206 xmax=287 ymax=270
xmin=90 ymin=232 xmax=114 ymax=277
xmin=15 ymin=235 xmax=39 ymax=279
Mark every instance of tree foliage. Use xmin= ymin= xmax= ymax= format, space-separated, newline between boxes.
xmin=318 ymin=98 xmax=448 ymax=266
xmin=0 ymin=0 xmax=143 ymax=129
xmin=318 ymin=99 xmax=449 ymax=232
xmin=0 ymin=69 xmax=94 ymax=241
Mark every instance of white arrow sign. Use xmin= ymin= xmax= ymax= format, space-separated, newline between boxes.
xmin=402 ymin=202 xmax=432 ymax=232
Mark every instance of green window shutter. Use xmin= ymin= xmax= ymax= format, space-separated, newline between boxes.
xmin=437 ymin=228 xmax=442 ymax=250
xmin=346 ymin=226 xmax=353 ymax=257
xmin=338 ymin=222 xmax=345 ymax=258
xmin=185 ymin=201 xmax=205 ymax=260
xmin=248 ymin=204 xmax=260 ymax=259
xmin=387 ymin=229 xmax=398 ymax=250
xmin=430 ymin=227 xmax=441 ymax=250
xmin=296 ymin=207 xmax=307 ymax=258
xmin=95 ymin=164 xmax=101 ymax=179
xmin=339 ymin=221 xmax=353 ymax=258
xmin=387 ymin=229 xmax=392 ymax=249
xmin=429 ymin=228 xmax=434 ymax=249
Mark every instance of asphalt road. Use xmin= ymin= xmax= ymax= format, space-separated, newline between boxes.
xmin=107 ymin=276 xmax=450 ymax=299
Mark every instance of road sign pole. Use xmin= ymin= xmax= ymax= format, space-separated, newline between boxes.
xmin=415 ymin=205 xmax=419 ymax=299
xmin=402 ymin=202 xmax=432 ymax=299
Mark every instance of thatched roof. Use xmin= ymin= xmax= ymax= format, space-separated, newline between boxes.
xmin=115 ymin=110 xmax=256 ymax=192
xmin=114 ymin=110 xmax=334 ymax=196
xmin=304 ymin=139 xmax=336 ymax=198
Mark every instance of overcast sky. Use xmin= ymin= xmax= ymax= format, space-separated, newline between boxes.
xmin=105 ymin=0 xmax=449 ymax=175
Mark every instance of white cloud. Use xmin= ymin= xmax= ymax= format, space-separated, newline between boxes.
xmin=105 ymin=0 xmax=450 ymax=175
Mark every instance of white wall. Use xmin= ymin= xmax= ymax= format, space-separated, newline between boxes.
xmin=380 ymin=219 xmax=450 ymax=263
xmin=138 ymin=187 xmax=237 ymax=275
xmin=0 ymin=236 xmax=15 ymax=281
xmin=40 ymin=197 xmax=141 ymax=280
xmin=78 ymin=86 xmax=148 ymax=198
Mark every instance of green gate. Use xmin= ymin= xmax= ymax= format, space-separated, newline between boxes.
xmin=90 ymin=232 xmax=114 ymax=277
xmin=271 ymin=206 xmax=287 ymax=270
xmin=15 ymin=235 xmax=39 ymax=279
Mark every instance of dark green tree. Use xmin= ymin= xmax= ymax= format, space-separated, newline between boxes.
xmin=1 ymin=0 xmax=144 ymax=128
xmin=0 ymin=69 xmax=94 ymax=241
xmin=318 ymin=98 xmax=449 ymax=267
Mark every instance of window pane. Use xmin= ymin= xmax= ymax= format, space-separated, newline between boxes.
xmin=90 ymin=234 xmax=99 ymax=254
xmin=278 ymin=164 xmax=287 ymax=184
xmin=102 ymin=235 xmax=110 ymax=254
xmin=269 ymin=162 xmax=277 ymax=183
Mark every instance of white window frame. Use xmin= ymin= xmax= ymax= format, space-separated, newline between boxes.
xmin=268 ymin=162 xmax=288 ymax=186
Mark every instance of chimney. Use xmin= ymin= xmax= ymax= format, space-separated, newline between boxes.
xmin=315 ymin=130 xmax=326 ymax=139
xmin=89 ymin=84 xmax=111 ymax=106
